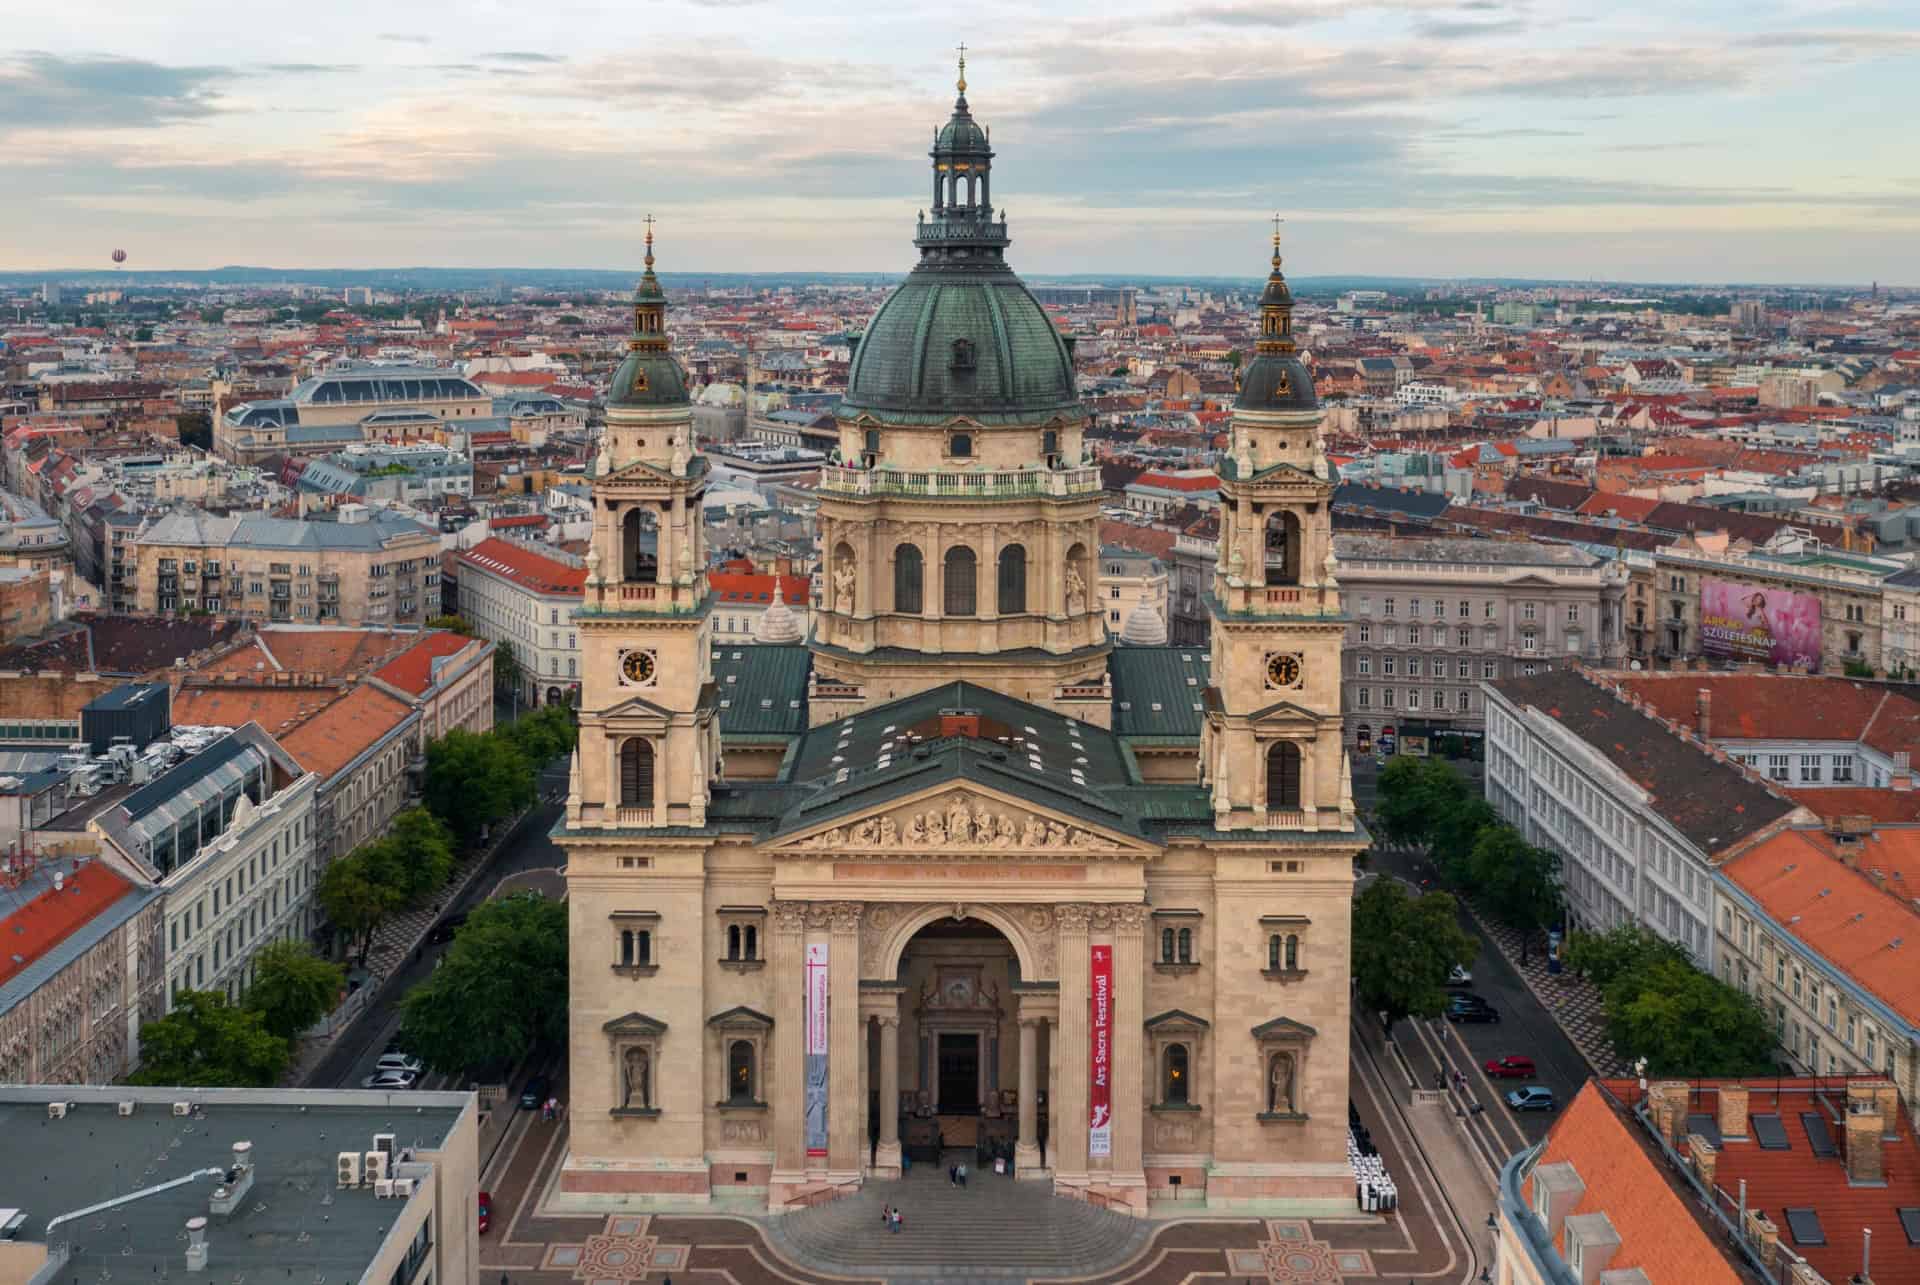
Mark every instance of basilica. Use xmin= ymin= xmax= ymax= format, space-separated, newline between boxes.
xmin=555 ymin=60 xmax=1362 ymax=1216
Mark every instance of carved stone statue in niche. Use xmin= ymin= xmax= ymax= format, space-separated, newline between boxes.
xmin=1065 ymin=565 xmax=1086 ymax=614
xmin=947 ymin=794 xmax=974 ymax=845
xmin=1268 ymin=1052 xmax=1295 ymax=1114
xmin=834 ymin=564 xmax=856 ymax=614
xmin=623 ymin=1046 xmax=652 ymax=1110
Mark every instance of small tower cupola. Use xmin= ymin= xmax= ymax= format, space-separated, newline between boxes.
xmin=917 ymin=44 xmax=1008 ymax=262
xmin=1257 ymin=216 xmax=1296 ymax=354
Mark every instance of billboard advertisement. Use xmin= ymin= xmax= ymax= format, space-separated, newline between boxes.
xmin=1088 ymin=944 xmax=1113 ymax=1159
xmin=1699 ymin=578 xmax=1822 ymax=668
xmin=804 ymin=942 xmax=829 ymax=1156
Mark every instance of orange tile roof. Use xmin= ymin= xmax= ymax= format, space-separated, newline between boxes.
xmin=1723 ymin=826 xmax=1920 ymax=1025
xmin=374 ymin=631 xmax=483 ymax=696
xmin=255 ymin=628 xmax=415 ymax=680
xmin=277 ymin=685 xmax=415 ymax=781
xmin=172 ymin=684 xmax=342 ymax=736
xmin=1530 ymin=1082 xmax=1744 ymax=1284
xmin=1783 ymin=787 xmax=1920 ymax=824
xmin=707 ymin=572 xmax=809 ymax=606
xmin=457 ymin=537 xmax=586 ymax=596
xmin=1616 ymin=673 xmax=1904 ymax=746
xmin=0 ymin=862 xmax=137 ymax=988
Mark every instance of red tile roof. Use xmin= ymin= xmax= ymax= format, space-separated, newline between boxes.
xmin=277 ymin=685 xmax=415 ymax=781
xmin=1132 ymin=470 xmax=1219 ymax=492
xmin=0 ymin=862 xmax=136 ymax=988
xmin=373 ymin=630 xmax=484 ymax=696
xmin=1529 ymin=1082 xmax=1745 ymax=1285
xmin=1616 ymin=674 xmax=1920 ymax=757
xmin=707 ymin=573 xmax=809 ymax=606
xmin=457 ymin=537 xmax=585 ymax=596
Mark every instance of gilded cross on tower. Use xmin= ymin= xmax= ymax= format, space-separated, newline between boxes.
xmin=956 ymin=42 xmax=968 ymax=93
xmin=643 ymin=213 xmax=656 ymax=267
xmin=1270 ymin=213 xmax=1285 ymax=267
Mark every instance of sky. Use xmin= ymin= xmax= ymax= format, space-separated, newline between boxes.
xmin=2 ymin=0 xmax=1917 ymax=284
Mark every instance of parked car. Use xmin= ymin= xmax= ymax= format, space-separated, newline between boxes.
xmin=1446 ymin=998 xmax=1500 ymax=1024
xmin=362 ymin=1070 xmax=418 ymax=1090
xmin=1447 ymin=965 xmax=1474 ymax=987
xmin=428 ymin=913 xmax=468 ymax=946
xmin=520 ymin=1074 xmax=552 ymax=1110
xmin=1506 ymin=1086 xmax=1557 ymax=1112
xmin=1483 ymin=1055 xmax=1536 ymax=1079
xmin=477 ymin=1191 xmax=492 ymax=1235
xmin=376 ymin=1053 xmax=424 ymax=1075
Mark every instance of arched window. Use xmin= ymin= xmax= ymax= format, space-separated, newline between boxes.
xmin=1161 ymin=927 xmax=1176 ymax=963
xmin=728 ymin=1040 xmax=756 ymax=1104
xmin=944 ymin=547 xmax=977 ymax=616
xmin=997 ymin=544 xmax=1027 ymax=614
xmin=1265 ymin=511 xmax=1302 ymax=585
xmin=621 ymin=506 xmax=658 ymax=582
xmin=895 ymin=544 xmax=924 ymax=614
xmin=620 ymin=739 xmax=655 ymax=808
xmin=727 ymin=924 xmax=742 ymax=960
xmin=1178 ymin=927 xmax=1193 ymax=964
xmin=949 ymin=432 xmax=973 ymax=458
xmin=1266 ymin=742 xmax=1302 ymax=809
xmin=1285 ymin=934 xmax=1300 ymax=971
xmin=619 ymin=929 xmax=651 ymax=967
xmin=1164 ymin=1043 xmax=1189 ymax=1105
xmin=744 ymin=925 xmax=758 ymax=960
xmin=1268 ymin=934 xmax=1282 ymax=971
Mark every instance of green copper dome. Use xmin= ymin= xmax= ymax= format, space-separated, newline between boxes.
xmin=607 ymin=348 xmax=689 ymax=408
xmin=1236 ymin=352 xmax=1318 ymax=412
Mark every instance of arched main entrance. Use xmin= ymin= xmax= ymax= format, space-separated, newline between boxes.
xmin=872 ymin=914 xmax=1051 ymax=1178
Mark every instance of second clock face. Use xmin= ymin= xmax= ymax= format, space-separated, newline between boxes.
xmin=620 ymin=648 xmax=658 ymax=687
xmin=1266 ymin=652 xmax=1303 ymax=689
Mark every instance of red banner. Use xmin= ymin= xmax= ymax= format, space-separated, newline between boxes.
xmin=1089 ymin=944 xmax=1112 ymax=1158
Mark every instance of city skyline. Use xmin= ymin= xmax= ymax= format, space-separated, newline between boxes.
xmin=4 ymin=0 xmax=1918 ymax=284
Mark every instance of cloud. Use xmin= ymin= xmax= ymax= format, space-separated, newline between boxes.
xmin=1413 ymin=17 xmax=1526 ymax=37
xmin=485 ymin=51 xmax=566 ymax=63
xmin=377 ymin=33 xmax=430 ymax=44
xmin=0 ymin=51 xmax=232 ymax=129
xmin=261 ymin=63 xmax=360 ymax=74
xmin=1734 ymin=28 xmax=1920 ymax=51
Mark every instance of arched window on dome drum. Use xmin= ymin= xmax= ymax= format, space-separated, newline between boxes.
xmin=1267 ymin=742 xmax=1302 ymax=810
xmin=894 ymin=545 xmax=924 ymax=614
xmin=944 ymin=547 xmax=977 ymax=617
xmin=1163 ymin=1043 xmax=1189 ymax=1105
xmin=620 ymin=739 xmax=655 ymax=809
xmin=948 ymin=432 xmax=973 ymax=458
xmin=997 ymin=545 xmax=1027 ymax=614
xmin=1042 ymin=429 xmax=1060 ymax=466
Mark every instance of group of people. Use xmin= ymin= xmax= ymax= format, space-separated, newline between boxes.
xmin=947 ymin=1160 xmax=969 ymax=1187
xmin=880 ymin=1205 xmax=904 ymax=1233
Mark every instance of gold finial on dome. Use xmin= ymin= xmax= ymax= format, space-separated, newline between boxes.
xmin=1271 ymin=211 xmax=1284 ymax=269
xmin=643 ymin=212 xmax=656 ymax=270
xmin=956 ymin=42 xmax=967 ymax=93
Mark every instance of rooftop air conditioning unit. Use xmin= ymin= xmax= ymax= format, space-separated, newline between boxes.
xmin=392 ymin=1178 xmax=414 ymax=1198
xmin=374 ymin=1180 xmax=395 ymax=1199
xmin=117 ymin=1100 xmax=136 ymax=1117
xmin=46 ymin=1102 xmax=67 ymax=1120
xmin=173 ymin=1101 xmax=193 ymax=1116
xmin=337 ymin=1151 xmax=362 ymax=1188
xmin=363 ymin=1151 xmax=389 ymax=1183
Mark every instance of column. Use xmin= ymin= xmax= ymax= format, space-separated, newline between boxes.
xmin=656 ymin=499 xmax=672 ymax=586
xmin=1053 ymin=903 xmax=1091 ymax=1181
xmin=827 ymin=902 xmax=863 ymax=1177
xmin=875 ymin=1011 xmax=902 ymax=1175
xmin=1015 ymin=1013 xmax=1042 ymax=1175
xmin=770 ymin=903 xmax=808 ymax=1185
xmin=1111 ymin=906 xmax=1148 ymax=1204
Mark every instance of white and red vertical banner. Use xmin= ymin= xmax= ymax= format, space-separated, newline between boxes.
xmin=1089 ymin=943 xmax=1113 ymax=1159
xmin=804 ymin=942 xmax=829 ymax=1157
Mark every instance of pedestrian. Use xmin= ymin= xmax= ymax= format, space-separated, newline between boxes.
xmin=957 ymin=1161 xmax=968 ymax=1188
xmin=901 ymin=1150 xmax=911 ymax=1175
xmin=948 ymin=1163 xmax=957 ymax=1186
xmin=892 ymin=1208 xmax=903 ymax=1233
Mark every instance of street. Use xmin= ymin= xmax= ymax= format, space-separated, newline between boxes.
xmin=306 ymin=756 xmax=572 ymax=1091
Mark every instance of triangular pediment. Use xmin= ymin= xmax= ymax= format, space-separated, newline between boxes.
xmin=1249 ymin=461 xmax=1326 ymax=487
xmin=766 ymin=780 xmax=1157 ymax=860
xmin=1251 ymin=1015 xmax=1318 ymax=1040
xmin=601 ymin=691 xmax=677 ymax=722
xmin=603 ymin=1011 xmax=670 ymax=1036
xmin=1145 ymin=1008 xmax=1211 ymax=1032
xmin=707 ymin=1005 xmax=774 ymax=1030
xmin=1251 ymin=697 xmax=1324 ymax=724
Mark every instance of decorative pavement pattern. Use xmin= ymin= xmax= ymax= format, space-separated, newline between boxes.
xmin=1225 ymin=1220 xmax=1376 ymax=1285
xmin=1467 ymin=904 xmax=1628 ymax=1076
xmin=543 ymin=1215 xmax=691 ymax=1283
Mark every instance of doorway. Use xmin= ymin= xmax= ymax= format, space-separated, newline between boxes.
xmin=938 ymin=1033 xmax=980 ymax=1113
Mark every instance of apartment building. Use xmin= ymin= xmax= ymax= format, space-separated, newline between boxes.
xmin=453 ymin=536 xmax=585 ymax=707
xmin=131 ymin=504 xmax=440 ymax=627
xmin=1635 ymin=544 xmax=1896 ymax=673
xmin=217 ymin=364 xmax=492 ymax=464
xmin=1338 ymin=535 xmax=1629 ymax=752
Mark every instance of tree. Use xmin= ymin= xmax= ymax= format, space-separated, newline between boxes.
xmin=1562 ymin=922 xmax=1687 ymax=988
xmin=494 ymin=639 xmax=522 ymax=698
xmin=1373 ymin=756 xmax=1469 ymax=848
xmin=377 ymin=807 xmax=458 ymax=904
xmin=131 ymin=991 xmax=289 ymax=1086
xmin=1463 ymin=826 xmax=1562 ymax=960
xmin=398 ymin=892 xmax=568 ymax=1074
xmin=318 ymin=852 xmax=404 ymax=965
xmin=1430 ymin=795 xmax=1498 ymax=885
xmin=1352 ymin=879 xmax=1477 ymax=1037
xmin=425 ymin=614 xmax=473 ymax=636
xmin=245 ymin=942 xmax=345 ymax=1039
xmin=175 ymin=410 xmax=212 ymax=451
xmin=503 ymin=704 xmax=577 ymax=765
xmin=1605 ymin=956 xmax=1777 ymax=1076
xmin=424 ymin=728 xmax=535 ymax=848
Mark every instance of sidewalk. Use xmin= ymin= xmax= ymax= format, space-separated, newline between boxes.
xmin=1466 ymin=906 xmax=1628 ymax=1076
xmin=283 ymin=803 xmax=537 ymax=1086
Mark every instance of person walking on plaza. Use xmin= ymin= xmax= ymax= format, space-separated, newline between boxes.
xmin=957 ymin=1161 xmax=968 ymax=1188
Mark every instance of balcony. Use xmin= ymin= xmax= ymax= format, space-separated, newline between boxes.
xmin=1265 ymin=809 xmax=1307 ymax=830
xmin=614 ymin=806 xmax=654 ymax=827
xmin=819 ymin=463 xmax=1102 ymax=501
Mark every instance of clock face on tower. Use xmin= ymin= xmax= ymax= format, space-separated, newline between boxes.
xmin=619 ymin=648 xmax=658 ymax=688
xmin=1265 ymin=652 xmax=1304 ymax=690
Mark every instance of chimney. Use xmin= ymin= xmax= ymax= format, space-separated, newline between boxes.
xmin=1745 ymin=1209 xmax=1780 ymax=1267
xmin=1687 ymin=1132 xmax=1718 ymax=1187
xmin=1649 ymin=1080 xmax=1691 ymax=1146
xmin=1717 ymin=1082 xmax=1751 ymax=1140
xmin=1695 ymin=687 xmax=1712 ymax=739
xmin=1846 ymin=1104 xmax=1886 ymax=1185
xmin=185 ymin=1216 xmax=209 ymax=1272
xmin=1849 ymin=1080 xmax=1901 ymax=1138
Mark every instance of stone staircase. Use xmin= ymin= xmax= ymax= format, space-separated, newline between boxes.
xmin=766 ymin=1153 xmax=1154 ymax=1280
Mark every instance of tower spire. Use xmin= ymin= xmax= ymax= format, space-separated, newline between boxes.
xmin=631 ymin=213 xmax=669 ymax=353
xmin=1256 ymin=215 xmax=1295 ymax=355
xmin=956 ymin=42 xmax=968 ymax=95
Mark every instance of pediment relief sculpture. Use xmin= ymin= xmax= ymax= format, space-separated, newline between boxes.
xmin=788 ymin=791 xmax=1125 ymax=854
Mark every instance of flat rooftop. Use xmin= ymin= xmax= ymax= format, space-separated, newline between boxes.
xmin=0 ymin=1088 xmax=471 ymax=1285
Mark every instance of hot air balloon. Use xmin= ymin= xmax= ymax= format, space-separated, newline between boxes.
xmin=111 ymin=249 xmax=127 ymax=265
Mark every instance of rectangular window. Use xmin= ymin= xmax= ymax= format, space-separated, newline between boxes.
xmin=1483 ymin=660 xmax=1497 ymax=679
xmin=1382 ymin=656 xmax=1396 ymax=676
xmin=1357 ymin=687 xmax=1371 ymax=708
xmin=1382 ymin=688 xmax=1396 ymax=708
xmin=1383 ymin=598 xmax=1396 ymax=616
xmin=1833 ymin=756 xmax=1854 ymax=782
xmin=1800 ymin=754 xmax=1822 ymax=783
xmin=1522 ymin=602 xmax=1537 ymax=621
xmin=1457 ymin=659 xmax=1470 ymax=679
xmin=1407 ymin=657 xmax=1422 ymax=677
xmin=1357 ymin=655 xmax=1371 ymax=675
xmin=1458 ymin=628 xmax=1471 ymax=648
xmin=1769 ymin=754 xmax=1791 ymax=781
xmin=1407 ymin=689 xmax=1421 ymax=711
xmin=1357 ymin=623 xmax=1371 ymax=643
xmin=1459 ymin=600 xmax=1471 ymax=618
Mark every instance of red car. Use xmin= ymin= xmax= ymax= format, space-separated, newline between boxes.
xmin=1484 ymin=1056 xmax=1536 ymax=1080
xmin=477 ymin=1191 xmax=492 ymax=1235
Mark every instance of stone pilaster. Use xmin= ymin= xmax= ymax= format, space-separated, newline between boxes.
xmin=1109 ymin=904 xmax=1148 ymax=1210
xmin=769 ymin=902 xmax=808 ymax=1187
xmin=1053 ymin=902 xmax=1091 ymax=1184
xmin=1016 ymin=1013 xmax=1043 ymax=1176
xmin=826 ymin=901 xmax=863 ymax=1177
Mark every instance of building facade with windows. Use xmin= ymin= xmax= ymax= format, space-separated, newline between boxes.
xmin=1634 ymin=545 xmax=1894 ymax=672
xmin=453 ymin=536 xmax=586 ymax=707
xmin=1337 ymin=536 xmax=1627 ymax=752
xmin=1097 ymin=546 xmax=1169 ymax=642
xmin=130 ymin=505 xmax=440 ymax=627
xmin=1483 ymin=668 xmax=1808 ymax=968
xmin=554 ymin=71 xmax=1363 ymax=1219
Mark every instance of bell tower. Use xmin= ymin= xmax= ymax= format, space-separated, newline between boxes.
xmin=568 ymin=220 xmax=718 ymax=830
xmin=1206 ymin=223 xmax=1353 ymax=831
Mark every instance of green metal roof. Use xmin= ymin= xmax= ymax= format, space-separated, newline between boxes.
xmin=712 ymin=644 xmax=810 ymax=737
xmin=1109 ymin=646 xmax=1209 ymax=740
